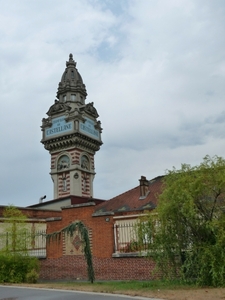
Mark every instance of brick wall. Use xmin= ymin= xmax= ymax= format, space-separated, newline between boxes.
xmin=0 ymin=203 xmax=159 ymax=281
xmin=40 ymin=256 xmax=87 ymax=280
xmin=40 ymin=256 xmax=158 ymax=281
xmin=46 ymin=204 xmax=114 ymax=258
xmin=40 ymin=203 xmax=160 ymax=281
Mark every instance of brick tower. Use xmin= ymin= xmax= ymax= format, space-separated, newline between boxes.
xmin=41 ymin=54 xmax=103 ymax=199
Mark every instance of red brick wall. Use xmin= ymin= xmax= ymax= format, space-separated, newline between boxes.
xmin=93 ymin=257 xmax=158 ymax=280
xmin=0 ymin=204 xmax=160 ymax=280
xmin=40 ymin=256 xmax=87 ymax=280
xmin=46 ymin=218 xmax=64 ymax=258
xmin=40 ymin=204 xmax=160 ymax=281
xmin=46 ymin=204 xmax=114 ymax=258
xmin=40 ymin=256 xmax=158 ymax=281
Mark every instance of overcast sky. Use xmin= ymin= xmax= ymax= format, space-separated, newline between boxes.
xmin=0 ymin=0 xmax=225 ymax=207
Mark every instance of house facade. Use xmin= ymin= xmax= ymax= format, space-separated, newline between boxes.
xmin=32 ymin=175 xmax=163 ymax=280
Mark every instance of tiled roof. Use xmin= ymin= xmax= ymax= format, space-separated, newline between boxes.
xmin=94 ymin=176 xmax=164 ymax=214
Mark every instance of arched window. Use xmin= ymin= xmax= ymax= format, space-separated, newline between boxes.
xmin=57 ymin=155 xmax=70 ymax=170
xmin=71 ymin=94 xmax=76 ymax=101
xmin=81 ymin=155 xmax=89 ymax=170
xmin=63 ymin=71 xmax=67 ymax=81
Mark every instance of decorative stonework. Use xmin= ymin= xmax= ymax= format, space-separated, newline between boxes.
xmin=63 ymin=228 xmax=92 ymax=256
xmin=47 ymin=100 xmax=71 ymax=116
xmin=43 ymin=133 xmax=102 ymax=153
xmin=82 ymin=173 xmax=89 ymax=194
xmin=72 ymin=234 xmax=82 ymax=250
xmin=57 ymin=155 xmax=70 ymax=171
xmin=84 ymin=102 xmax=99 ymax=118
xmin=58 ymin=172 xmax=70 ymax=196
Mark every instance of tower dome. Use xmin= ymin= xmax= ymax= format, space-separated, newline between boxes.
xmin=57 ymin=54 xmax=87 ymax=103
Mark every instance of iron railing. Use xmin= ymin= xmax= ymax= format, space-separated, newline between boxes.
xmin=0 ymin=230 xmax=46 ymax=258
xmin=114 ymin=223 xmax=149 ymax=253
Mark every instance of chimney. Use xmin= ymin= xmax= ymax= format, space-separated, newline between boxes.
xmin=139 ymin=176 xmax=149 ymax=199
xmin=39 ymin=195 xmax=46 ymax=203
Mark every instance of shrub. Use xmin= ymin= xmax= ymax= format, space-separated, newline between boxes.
xmin=26 ymin=269 xmax=39 ymax=283
xmin=0 ymin=253 xmax=39 ymax=283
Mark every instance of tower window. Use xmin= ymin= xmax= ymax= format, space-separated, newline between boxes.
xmin=71 ymin=70 xmax=74 ymax=79
xmin=71 ymin=94 xmax=76 ymax=101
xmin=57 ymin=155 xmax=70 ymax=170
xmin=63 ymin=72 xmax=67 ymax=81
xmin=63 ymin=95 xmax=66 ymax=102
xmin=81 ymin=155 xmax=89 ymax=170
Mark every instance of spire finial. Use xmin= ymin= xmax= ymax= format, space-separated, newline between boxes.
xmin=66 ymin=53 xmax=76 ymax=67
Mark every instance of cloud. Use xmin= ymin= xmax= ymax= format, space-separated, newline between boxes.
xmin=0 ymin=0 xmax=225 ymax=206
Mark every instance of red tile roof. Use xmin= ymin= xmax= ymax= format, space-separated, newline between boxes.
xmin=94 ymin=176 xmax=164 ymax=214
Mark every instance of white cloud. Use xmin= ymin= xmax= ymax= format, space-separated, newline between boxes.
xmin=0 ymin=0 xmax=225 ymax=206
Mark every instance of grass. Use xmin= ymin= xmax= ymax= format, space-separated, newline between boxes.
xmin=36 ymin=279 xmax=196 ymax=293
xmin=10 ymin=280 xmax=225 ymax=300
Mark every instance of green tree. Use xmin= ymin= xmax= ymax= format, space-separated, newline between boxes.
xmin=0 ymin=206 xmax=39 ymax=283
xmin=138 ymin=155 xmax=225 ymax=286
xmin=1 ymin=205 xmax=29 ymax=254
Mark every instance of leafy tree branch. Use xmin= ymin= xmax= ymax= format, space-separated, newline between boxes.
xmin=137 ymin=155 xmax=225 ymax=286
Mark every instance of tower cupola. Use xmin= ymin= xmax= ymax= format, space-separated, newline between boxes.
xmin=57 ymin=54 xmax=87 ymax=105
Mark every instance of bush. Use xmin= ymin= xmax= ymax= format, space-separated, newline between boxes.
xmin=26 ymin=269 xmax=39 ymax=283
xmin=0 ymin=253 xmax=39 ymax=283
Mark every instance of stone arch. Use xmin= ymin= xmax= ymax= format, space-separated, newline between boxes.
xmin=57 ymin=153 xmax=71 ymax=171
xmin=80 ymin=154 xmax=90 ymax=170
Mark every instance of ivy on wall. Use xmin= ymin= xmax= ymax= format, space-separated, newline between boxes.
xmin=46 ymin=221 xmax=94 ymax=283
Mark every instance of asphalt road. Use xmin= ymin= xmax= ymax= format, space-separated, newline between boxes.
xmin=0 ymin=286 xmax=163 ymax=300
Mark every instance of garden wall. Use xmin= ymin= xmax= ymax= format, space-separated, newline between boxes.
xmin=39 ymin=256 xmax=158 ymax=281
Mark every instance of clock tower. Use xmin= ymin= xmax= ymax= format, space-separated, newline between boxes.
xmin=41 ymin=54 xmax=103 ymax=199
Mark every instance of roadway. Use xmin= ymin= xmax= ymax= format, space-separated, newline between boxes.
xmin=0 ymin=285 xmax=163 ymax=300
